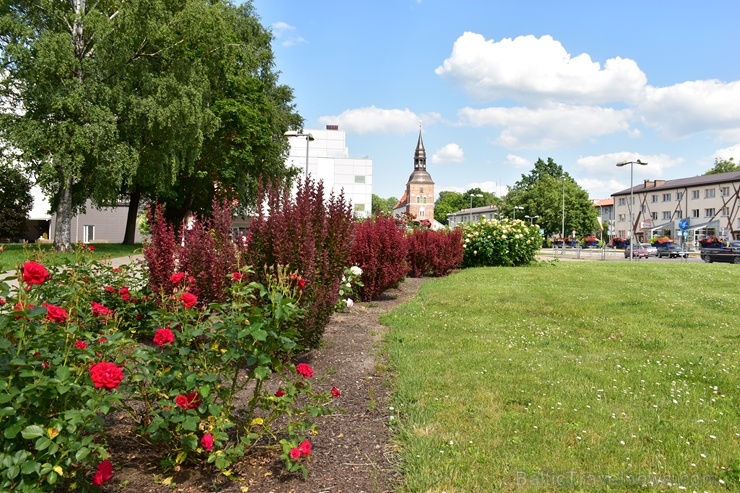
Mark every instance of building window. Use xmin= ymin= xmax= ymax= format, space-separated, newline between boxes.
xmin=662 ymin=211 xmax=671 ymax=220
xmin=676 ymin=210 xmax=683 ymax=218
xmin=692 ymin=190 xmax=700 ymax=199
xmin=705 ymin=189 xmax=716 ymax=199
xmin=662 ymin=193 xmax=671 ymax=202
xmin=354 ymin=204 xmax=365 ymax=212
xmin=651 ymin=212 xmax=658 ymax=220
xmin=416 ymin=196 xmax=420 ymax=203
xmin=618 ymin=214 xmax=626 ymax=221
xmin=722 ymin=207 xmax=730 ymax=216
xmin=705 ymin=208 xmax=715 ymax=217
xmin=692 ymin=209 xmax=700 ymax=218
xmin=721 ymin=186 xmax=730 ymax=196
xmin=651 ymin=195 xmax=658 ymax=203
xmin=354 ymin=175 xmax=365 ymax=184
xmin=420 ymin=187 xmax=424 ymax=193
xmin=83 ymin=225 xmax=95 ymax=244
xmin=423 ymin=196 xmax=427 ymax=204
xmin=676 ymin=192 xmax=683 ymax=201
xmin=618 ymin=198 xmax=626 ymax=206
xmin=418 ymin=208 xmax=425 ymax=217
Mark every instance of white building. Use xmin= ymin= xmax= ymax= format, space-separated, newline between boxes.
xmin=286 ymin=125 xmax=372 ymax=218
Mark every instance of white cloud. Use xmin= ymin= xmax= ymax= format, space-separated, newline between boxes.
xmin=271 ymin=21 xmax=306 ymax=47
xmin=640 ymin=80 xmax=740 ymax=139
xmin=431 ymin=143 xmax=464 ymax=163
xmin=504 ymin=154 xmax=531 ymax=169
xmin=434 ymin=180 xmax=499 ymax=196
xmin=318 ymin=106 xmax=441 ymax=134
xmin=435 ymin=32 xmax=647 ymax=105
xmin=459 ymin=104 xmax=633 ymax=149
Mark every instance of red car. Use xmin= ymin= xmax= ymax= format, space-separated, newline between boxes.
xmin=624 ymin=244 xmax=649 ymax=259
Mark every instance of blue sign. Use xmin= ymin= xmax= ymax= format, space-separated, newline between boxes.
xmin=679 ymin=219 xmax=690 ymax=230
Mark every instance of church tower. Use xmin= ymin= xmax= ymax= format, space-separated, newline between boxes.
xmin=402 ymin=130 xmax=435 ymax=220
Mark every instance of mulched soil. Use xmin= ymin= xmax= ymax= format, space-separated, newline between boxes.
xmin=102 ymin=277 xmax=426 ymax=493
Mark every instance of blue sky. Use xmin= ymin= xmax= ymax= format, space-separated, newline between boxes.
xmin=251 ymin=0 xmax=740 ymax=202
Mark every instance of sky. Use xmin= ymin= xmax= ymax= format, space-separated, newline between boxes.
xmin=250 ymin=0 xmax=740 ymax=202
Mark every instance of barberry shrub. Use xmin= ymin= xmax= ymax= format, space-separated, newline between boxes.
xmin=461 ymin=218 xmax=542 ymax=267
xmin=143 ymin=203 xmax=179 ymax=297
xmin=350 ymin=215 xmax=409 ymax=301
xmin=406 ymin=228 xmax=464 ymax=277
xmin=242 ymin=177 xmax=354 ymax=349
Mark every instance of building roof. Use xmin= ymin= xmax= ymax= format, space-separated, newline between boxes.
xmin=407 ymin=130 xmax=434 ymax=185
xmin=592 ymin=198 xmax=614 ymax=207
xmin=611 ymin=171 xmax=740 ymax=196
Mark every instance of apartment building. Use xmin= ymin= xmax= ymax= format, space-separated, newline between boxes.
xmin=286 ymin=125 xmax=372 ymax=218
xmin=611 ymin=171 xmax=740 ymax=247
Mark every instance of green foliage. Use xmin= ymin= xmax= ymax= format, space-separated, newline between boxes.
xmin=371 ymin=194 xmax=398 ymax=216
xmin=387 ymin=263 xmax=740 ymax=491
xmin=0 ymin=165 xmax=33 ymax=240
xmin=461 ymin=218 xmax=542 ymax=267
xmin=704 ymin=157 xmax=739 ymax=175
xmin=505 ymin=158 xmax=598 ymax=237
xmin=434 ymin=189 xmax=500 ymax=225
xmin=0 ymin=254 xmax=335 ymax=491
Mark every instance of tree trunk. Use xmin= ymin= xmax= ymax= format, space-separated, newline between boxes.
xmin=53 ymin=178 xmax=74 ymax=252
xmin=123 ymin=189 xmax=141 ymax=244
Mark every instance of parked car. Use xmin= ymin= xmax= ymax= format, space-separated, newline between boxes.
xmin=644 ymin=244 xmax=658 ymax=256
xmin=657 ymin=245 xmax=689 ymax=258
xmin=624 ymin=245 xmax=649 ymax=259
xmin=700 ymin=241 xmax=740 ymax=263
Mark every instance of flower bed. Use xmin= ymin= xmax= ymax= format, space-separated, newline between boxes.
xmin=699 ymin=236 xmax=724 ymax=248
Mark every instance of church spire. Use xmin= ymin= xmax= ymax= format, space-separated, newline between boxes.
xmin=414 ymin=130 xmax=426 ymax=171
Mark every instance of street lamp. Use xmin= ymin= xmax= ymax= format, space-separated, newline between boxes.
xmin=469 ymin=194 xmax=483 ymax=223
xmin=284 ymin=130 xmax=315 ymax=176
xmin=513 ymin=206 xmax=524 ymax=220
xmin=616 ymin=159 xmax=648 ymax=261
xmin=525 ymin=215 xmax=539 ymax=224
xmin=561 ymin=176 xmax=566 ymax=255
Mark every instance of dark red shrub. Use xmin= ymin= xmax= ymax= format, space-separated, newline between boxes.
xmin=143 ymin=203 xmax=179 ymax=296
xmin=242 ymin=177 xmax=354 ymax=349
xmin=350 ymin=216 xmax=409 ymax=301
xmin=406 ymin=228 xmax=463 ymax=278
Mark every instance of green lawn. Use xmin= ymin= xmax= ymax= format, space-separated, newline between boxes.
xmin=0 ymin=243 xmax=143 ymax=272
xmin=385 ymin=261 xmax=740 ymax=492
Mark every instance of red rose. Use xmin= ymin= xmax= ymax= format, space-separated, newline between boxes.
xmin=89 ymin=362 xmax=124 ymax=390
xmin=22 ymin=261 xmax=49 ymax=285
xmin=289 ymin=447 xmax=301 ymax=460
xmin=98 ymin=337 xmax=108 ymax=344
xmin=297 ymin=278 xmax=306 ymax=290
xmin=170 ymin=272 xmax=186 ymax=284
xmin=175 ymin=391 xmax=201 ymax=409
xmin=232 ymin=272 xmax=242 ymax=281
xmin=87 ymin=244 xmax=95 ymax=252
xmin=153 ymin=328 xmax=175 ymax=347
xmin=43 ymin=303 xmax=68 ymax=323
xmin=331 ymin=386 xmax=341 ymax=398
xmin=296 ymin=363 xmax=313 ymax=378
xmin=0 ymin=296 xmax=5 ymax=306
xmin=297 ymin=440 xmax=312 ymax=456
xmin=119 ymin=286 xmax=130 ymax=301
xmin=104 ymin=285 xmax=115 ymax=294
xmin=92 ymin=460 xmax=113 ymax=486
xmin=180 ymin=292 xmax=197 ymax=309
xmin=75 ymin=340 xmax=88 ymax=350
xmin=200 ymin=433 xmax=213 ymax=451
xmin=91 ymin=301 xmax=113 ymax=317
xmin=42 ymin=361 xmax=50 ymax=369
xmin=274 ymin=389 xmax=286 ymax=397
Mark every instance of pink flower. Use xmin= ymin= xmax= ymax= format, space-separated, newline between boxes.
xmin=170 ymin=272 xmax=186 ymax=284
xmin=297 ymin=440 xmax=312 ymax=457
xmin=22 ymin=261 xmax=49 ymax=285
xmin=43 ymin=303 xmax=68 ymax=323
xmin=331 ymin=386 xmax=341 ymax=398
xmin=180 ymin=292 xmax=197 ymax=309
xmin=89 ymin=362 xmax=124 ymax=390
xmin=92 ymin=460 xmax=113 ymax=486
xmin=153 ymin=328 xmax=175 ymax=347
xmin=200 ymin=433 xmax=213 ymax=451
xmin=75 ymin=340 xmax=88 ymax=350
xmin=175 ymin=391 xmax=201 ymax=409
xmin=289 ymin=447 xmax=301 ymax=460
xmin=296 ymin=363 xmax=313 ymax=378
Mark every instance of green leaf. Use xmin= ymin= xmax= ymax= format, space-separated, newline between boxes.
xmin=75 ymin=447 xmax=90 ymax=461
xmin=252 ymin=329 xmax=268 ymax=341
xmin=4 ymin=424 xmax=21 ymax=439
xmin=254 ymin=366 xmax=271 ymax=380
xmin=21 ymin=425 xmax=44 ymax=439
xmin=181 ymin=416 xmax=199 ymax=431
xmin=56 ymin=385 xmax=70 ymax=395
xmin=21 ymin=460 xmax=38 ymax=475
xmin=55 ymin=366 xmax=71 ymax=382
xmin=34 ymin=437 xmax=52 ymax=451
xmin=5 ymin=465 xmax=19 ymax=480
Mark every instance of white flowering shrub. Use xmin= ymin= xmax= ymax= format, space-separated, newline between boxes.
xmin=461 ymin=218 xmax=542 ymax=267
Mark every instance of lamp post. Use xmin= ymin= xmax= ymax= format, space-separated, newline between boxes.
xmin=524 ymin=215 xmax=539 ymax=224
xmin=561 ymin=176 xmax=566 ymax=255
xmin=616 ymin=159 xmax=648 ymax=261
xmin=284 ymin=130 xmax=315 ymax=176
xmin=513 ymin=206 xmax=524 ymax=220
xmin=469 ymin=194 xmax=483 ymax=223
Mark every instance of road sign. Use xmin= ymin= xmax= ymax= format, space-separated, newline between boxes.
xmin=679 ymin=218 xmax=689 ymax=230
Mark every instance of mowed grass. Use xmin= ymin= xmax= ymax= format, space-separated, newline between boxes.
xmin=384 ymin=261 xmax=739 ymax=492
xmin=0 ymin=243 xmax=143 ymax=272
